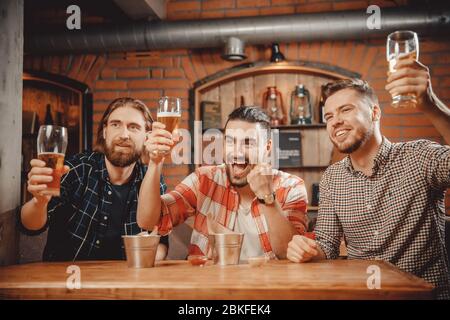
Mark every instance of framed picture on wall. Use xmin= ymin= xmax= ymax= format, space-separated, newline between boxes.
xmin=277 ymin=130 xmax=302 ymax=168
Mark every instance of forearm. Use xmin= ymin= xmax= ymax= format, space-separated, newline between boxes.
xmin=262 ymin=201 xmax=300 ymax=259
xmin=20 ymin=198 xmax=48 ymax=231
xmin=423 ymin=93 xmax=450 ymax=145
xmin=137 ymin=161 xmax=164 ymax=230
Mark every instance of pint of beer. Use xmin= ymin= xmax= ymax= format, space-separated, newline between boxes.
xmin=157 ymin=96 xmax=181 ymax=133
xmin=386 ymin=30 xmax=419 ymax=108
xmin=37 ymin=125 xmax=68 ymax=197
xmin=157 ymin=112 xmax=181 ymax=133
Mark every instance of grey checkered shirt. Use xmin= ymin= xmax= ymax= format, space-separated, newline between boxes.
xmin=315 ymin=138 xmax=450 ymax=299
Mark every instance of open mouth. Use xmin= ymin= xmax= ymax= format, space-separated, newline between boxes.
xmin=334 ymin=128 xmax=351 ymax=141
xmin=231 ymin=162 xmax=250 ymax=178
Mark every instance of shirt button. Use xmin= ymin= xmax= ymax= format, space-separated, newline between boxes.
xmin=96 ymin=240 xmax=100 ymax=245
xmin=374 ymin=230 xmax=379 ymax=236
xmin=103 ymin=216 xmax=108 ymax=220
xmin=108 ymin=191 xmax=112 ymax=195
xmin=366 ymin=204 xmax=372 ymax=210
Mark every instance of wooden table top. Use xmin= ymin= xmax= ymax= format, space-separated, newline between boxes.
xmin=0 ymin=259 xmax=434 ymax=300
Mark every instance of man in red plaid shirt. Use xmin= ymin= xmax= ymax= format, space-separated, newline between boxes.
xmin=137 ymin=106 xmax=308 ymax=260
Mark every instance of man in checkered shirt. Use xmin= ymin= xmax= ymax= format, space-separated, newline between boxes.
xmin=287 ymin=56 xmax=450 ymax=299
xmin=19 ymin=98 xmax=168 ymax=261
xmin=137 ymin=106 xmax=308 ymax=260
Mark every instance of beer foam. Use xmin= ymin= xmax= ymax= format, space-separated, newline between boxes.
xmin=157 ymin=112 xmax=181 ymax=117
xmin=38 ymin=152 xmax=65 ymax=156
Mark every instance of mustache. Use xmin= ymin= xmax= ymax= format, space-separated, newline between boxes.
xmin=113 ymin=139 xmax=134 ymax=148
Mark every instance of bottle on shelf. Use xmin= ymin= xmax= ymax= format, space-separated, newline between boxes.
xmin=318 ymin=84 xmax=327 ymax=124
xmin=44 ymin=104 xmax=54 ymax=125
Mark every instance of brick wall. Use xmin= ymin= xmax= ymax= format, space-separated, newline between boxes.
xmin=23 ymin=0 xmax=450 ymax=212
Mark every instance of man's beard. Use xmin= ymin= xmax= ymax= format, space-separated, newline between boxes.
xmin=104 ymin=138 xmax=141 ymax=167
xmin=333 ymin=126 xmax=373 ymax=154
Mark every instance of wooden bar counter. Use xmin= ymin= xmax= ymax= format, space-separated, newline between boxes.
xmin=0 ymin=259 xmax=433 ymax=300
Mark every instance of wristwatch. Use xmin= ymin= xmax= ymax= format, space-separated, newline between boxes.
xmin=258 ymin=192 xmax=275 ymax=205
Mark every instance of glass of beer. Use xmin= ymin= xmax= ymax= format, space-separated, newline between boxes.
xmin=156 ymin=96 xmax=181 ymax=155
xmin=386 ymin=30 xmax=419 ymax=108
xmin=37 ymin=125 xmax=68 ymax=197
xmin=157 ymin=96 xmax=181 ymax=133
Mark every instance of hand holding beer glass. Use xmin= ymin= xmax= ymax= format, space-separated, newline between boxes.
xmin=145 ymin=96 xmax=181 ymax=163
xmin=386 ymin=30 xmax=419 ymax=108
xmin=27 ymin=125 xmax=69 ymax=201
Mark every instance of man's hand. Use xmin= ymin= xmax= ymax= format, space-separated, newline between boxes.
xmin=386 ymin=55 xmax=450 ymax=144
xmin=27 ymin=159 xmax=70 ymax=205
xmin=287 ymin=235 xmax=320 ymax=263
xmin=385 ymin=55 xmax=434 ymax=111
xmin=144 ymin=122 xmax=178 ymax=165
xmin=247 ymin=164 xmax=273 ymax=199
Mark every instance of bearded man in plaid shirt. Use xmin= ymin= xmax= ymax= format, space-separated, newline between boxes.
xmin=20 ymin=98 xmax=169 ymax=261
xmin=138 ymin=106 xmax=308 ymax=261
xmin=287 ymin=56 xmax=450 ymax=299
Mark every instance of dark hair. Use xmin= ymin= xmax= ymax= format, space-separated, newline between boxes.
xmin=95 ymin=97 xmax=153 ymax=152
xmin=225 ymin=106 xmax=271 ymax=134
xmin=323 ymin=78 xmax=379 ymax=106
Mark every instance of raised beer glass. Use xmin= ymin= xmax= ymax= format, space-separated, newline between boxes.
xmin=155 ymin=96 xmax=181 ymax=156
xmin=157 ymin=96 xmax=181 ymax=133
xmin=37 ymin=125 xmax=68 ymax=197
xmin=386 ymin=30 xmax=419 ymax=108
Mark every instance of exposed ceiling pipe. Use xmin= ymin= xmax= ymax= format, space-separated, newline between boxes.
xmin=25 ymin=6 xmax=450 ymax=54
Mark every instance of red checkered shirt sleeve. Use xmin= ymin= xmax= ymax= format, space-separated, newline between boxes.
xmin=315 ymin=169 xmax=343 ymax=259
xmin=158 ymin=170 xmax=199 ymax=235
xmin=277 ymin=174 xmax=308 ymax=235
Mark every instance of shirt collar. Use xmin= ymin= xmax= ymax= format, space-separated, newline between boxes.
xmin=343 ymin=136 xmax=392 ymax=175
xmin=372 ymin=136 xmax=392 ymax=172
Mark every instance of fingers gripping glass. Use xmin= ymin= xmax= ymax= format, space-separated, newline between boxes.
xmin=386 ymin=30 xmax=419 ymax=108
xmin=37 ymin=125 xmax=68 ymax=197
xmin=154 ymin=96 xmax=182 ymax=156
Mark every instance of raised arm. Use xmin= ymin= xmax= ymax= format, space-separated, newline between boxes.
xmin=137 ymin=122 xmax=174 ymax=230
xmin=386 ymin=56 xmax=450 ymax=144
xmin=247 ymin=165 xmax=308 ymax=259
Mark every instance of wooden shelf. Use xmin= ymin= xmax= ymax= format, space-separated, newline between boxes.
xmin=273 ymin=124 xmax=326 ymax=129
xmin=279 ymin=165 xmax=329 ymax=170
xmin=201 ymin=124 xmax=327 ymax=133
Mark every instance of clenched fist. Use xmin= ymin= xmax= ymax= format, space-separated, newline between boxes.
xmin=247 ymin=164 xmax=273 ymax=199
xmin=287 ymin=235 xmax=322 ymax=263
xmin=144 ymin=122 xmax=179 ymax=164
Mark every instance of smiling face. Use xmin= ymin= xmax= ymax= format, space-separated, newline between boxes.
xmin=103 ymin=106 xmax=147 ymax=167
xmin=323 ymin=88 xmax=380 ymax=154
xmin=223 ymin=120 xmax=271 ymax=187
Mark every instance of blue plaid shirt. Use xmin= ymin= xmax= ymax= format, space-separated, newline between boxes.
xmin=19 ymin=152 xmax=167 ymax=261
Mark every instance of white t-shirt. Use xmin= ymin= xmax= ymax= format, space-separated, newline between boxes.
xmin=233 ymin=202 xmax=267 ymax=262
